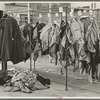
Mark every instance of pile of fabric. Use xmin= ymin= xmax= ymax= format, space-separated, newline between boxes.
xmin=4 ymin=69 xmax=51 ymax=93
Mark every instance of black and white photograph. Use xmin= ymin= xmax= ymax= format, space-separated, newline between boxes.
xmin=0 ymin=1 xmax=100 ymax=98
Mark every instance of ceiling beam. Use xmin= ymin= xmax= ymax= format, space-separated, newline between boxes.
xmin=5 ymin=3 xmax=27 ymax=7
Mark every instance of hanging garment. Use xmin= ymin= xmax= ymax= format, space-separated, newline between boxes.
xmin=33 ymin=42 xmax=41 ymax=61
xmin=32 ymin=23 xmax=46 ymax=60
xmin=80 ymin=16 xmax=99 ymax=54
xmin=22 ymin=23 xmax=35 ymax=61
xmin=23 ymin=23 xmax=34 ymax=43
xmin=70 ymin=18 xmax=84 ymax=42
xmin=86 ymin=21 xmax=98 ymax=53
xmin=49 ymin=25 xmax=60 ymax=59
xmin=49 ymin=43 xmax=57 ymax=59
xmin=80 ymin=16 xmax=91 ymax=37
xmin=80 ymin=16 xmax=100 ymax=79
xmin=0 ymin=15 xmax=24 ymax=64
xmin=33 ymin=25 xmax=38 ymax=39
xmin=37 ymin=23 xmax=46 ymax=39
xmin=40 ymin=23 xmax=52 ymax=40
xmin=59 ymin=21 xmax=67 ymax=51
xmin=40 ymin=23 xmax=52 ymax=54
xmin=59 ymin=22 xmax=70 ymax=61
xmin=80 ymin=16 xmax=99 ymax=52
xmin=49 ymin=25 xmax=60 ymax=47
xmin=49 ymin=26 xmax=55 ymax=47
xmin=67 ymin=18 xmax=88 ymax=70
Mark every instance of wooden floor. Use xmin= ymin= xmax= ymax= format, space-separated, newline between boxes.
xmin=3 ymin=55 xmax=100 ymax=98
xmin=0 ymin=82 xmax=100 ymax=98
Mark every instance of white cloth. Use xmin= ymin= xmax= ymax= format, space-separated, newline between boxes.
xmin=40 ymin=23 xmax=52 ymax=51
xmin=70 ymin=18 xmax=84 ymax=42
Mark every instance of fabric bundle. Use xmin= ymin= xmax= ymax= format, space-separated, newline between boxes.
xmin=4 ymin=70 xmax=51 ymax=93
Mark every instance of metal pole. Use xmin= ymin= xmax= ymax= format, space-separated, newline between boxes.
xmin=33 ymin=60 xmax=35 ymax=70
xmin=65 ymin=6 xmax=68 ymax=91
xmin=28 ymin=3 xmax=30 ymax=23
xmin=28 ymin=3 xmax=32 ymax=71
xmin=61 ymin=12 xmax=62 ymax=21
xmin=48 ymin=3 xmax=51 ymax=63
xmin=2 ymin=61 xmax=7 ymax=70
xmin=49 ymin=3 xmax=51 ymax=23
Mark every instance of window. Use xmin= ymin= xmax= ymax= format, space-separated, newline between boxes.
xmin=37 ymin=3 xmax=49 ymax=10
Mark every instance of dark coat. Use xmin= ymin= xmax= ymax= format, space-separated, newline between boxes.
xmin=0 ymin=15 xmax=24 ymax=64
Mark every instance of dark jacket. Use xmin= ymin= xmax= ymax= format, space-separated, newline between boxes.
xmin=0 ymin=15 xmax=24 ymax=64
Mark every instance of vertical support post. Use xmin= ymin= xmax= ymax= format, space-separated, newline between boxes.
xmin=91 ymin=3 xmax=93 ymax=9
xmin=49 ymin=3 xmax=51 ymax=23
xmin=65 ymin=6 xmax=68 ymax=91
xmin=61 ymin=12 xmax=62 ymax=21
xmin=2 ymin=61 xmax=7 ymax=70
xmin=28 ymin=3 xmax=30 ymax=23
xmin=55 ymin=51 xmax=58 ymax=65
xmin=28 ymin=3 xmax=32 ymax=71
xmin=48 ymin=3 xmax=52 ymax=62
xmin=33 ymin=60 xmax=35 ymax=70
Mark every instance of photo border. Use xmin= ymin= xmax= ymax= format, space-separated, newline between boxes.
xmin=0 ymin=0 xmax=100 ymax=99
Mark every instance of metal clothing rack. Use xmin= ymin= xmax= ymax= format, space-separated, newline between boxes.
xmin=1 ymin=3 xmax=35 ymax=71
xmin=10 ymin=5 xmax=99 ymax=90
xmin=27 ymin=3 xmax=36 ymax=71
xmin=1 ymin=4 xmax=99 ymax=91
xmin=64 ymin=6 xmax=99 ymax=90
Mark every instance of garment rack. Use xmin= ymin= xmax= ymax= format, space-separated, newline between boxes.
xmin=2 ymin=5 xmax=99 ymax=91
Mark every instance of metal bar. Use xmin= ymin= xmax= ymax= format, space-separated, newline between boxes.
xmin=5 ymin=5 xmax=100 ymax=14
xmin=34 ymin=60 xmax=35 ymax=70
xmin=55 ymin=44 xmax=58 ymax=65
xmin=5 ymin=4 xmax=28 ymax=7
xmin=5 ymin=10 xmax=61 ymax=14
xmin=28 ymin=3 xmax=32 ymax=71
xmin=49 ymin=3 xmax=52 ymax=23
xmin=2 ymin=61 xmax=7 ymax=71
xmin=62 ymin=6 xmax=99 ymax=11
xmin=61 ymin=12 xmax=62 ymax=21
xmin=65 ymin=6 xmax=68 ymax=91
